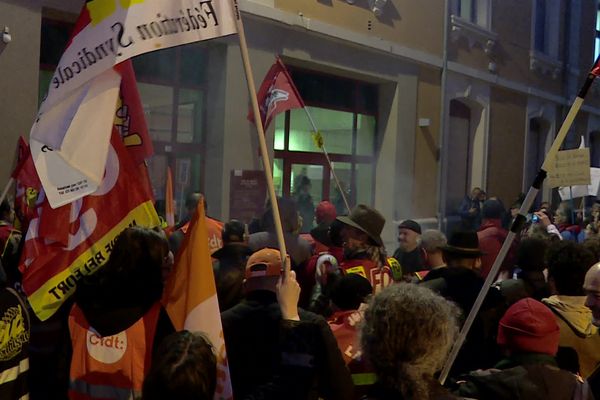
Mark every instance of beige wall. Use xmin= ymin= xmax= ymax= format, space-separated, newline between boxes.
xmin=274 ymin=0 xmax=444 ymax=57
xmin=0 ymin=0 xmax=42 ymax=189
xmin=487 ymin=87 xmax=527 ymax=204
xmin=450 ymin=0 xmax=564 ymax=95
xmin=412 ymin=67 xmax=441 ymax=218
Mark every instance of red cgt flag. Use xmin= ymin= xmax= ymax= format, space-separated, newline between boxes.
xmin=11 ymin=137 xmax=40 ymax=190
xmin=247 ymin=57 xmax=305 ymax=130
xmin=114 ymin=60 xmax=153 ymax=166
xmin=20 ymin=129 xmax=160 ymax=321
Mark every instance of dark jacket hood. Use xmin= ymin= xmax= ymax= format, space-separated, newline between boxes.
xmin=75 ymin=275 xmax=159 ymax=337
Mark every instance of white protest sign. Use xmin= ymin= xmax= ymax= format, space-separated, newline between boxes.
xmin=547 ymin=147 xmax=591 ymax=188
xmin=558 ymin=167 xmax=600 ymax=200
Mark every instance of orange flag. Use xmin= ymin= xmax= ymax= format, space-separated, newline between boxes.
xmin=165 ymin=167 xmax=175 ymax=229
xmin=163 ymin=197 xmax=233 ymax=399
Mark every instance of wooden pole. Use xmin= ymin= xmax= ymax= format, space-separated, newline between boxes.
xmin=231 ymin=0 xmax=289 ymax=274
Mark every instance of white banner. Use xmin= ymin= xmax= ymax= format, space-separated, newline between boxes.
xmin=558 ymin=167 xmax=600 ymax=200
xmin=31 ymin=0 xmax=238 ymax=208
xmin=37 ymin=0 xmax=238 ymax=128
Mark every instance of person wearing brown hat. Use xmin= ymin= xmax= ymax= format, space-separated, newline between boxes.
xmin=221 ymin=248 xmax=353 ymax=400
xmin=336 ymin=205 xmax=394 ymax=293
xmin=455 ymin=298 xmax=592 ymax=400
xmin=392 ymin=219 xmax=427 ymax=280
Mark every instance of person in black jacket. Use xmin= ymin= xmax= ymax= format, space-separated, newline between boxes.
xmin=221 ymin=248 xmax=354 ymax=400
xmin=212 ymin=220 xmax=253 ymax=312
xmin=420 ymin=231 xmax=503 ymax=377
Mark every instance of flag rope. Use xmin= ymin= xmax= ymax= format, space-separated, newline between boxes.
xmin=0 ymin=178 xmax=14 ymax=206
xmin=439 ymin=58 xmax=600 ymax=384
xmin=302 ymin=107 xmax=351 ymax=213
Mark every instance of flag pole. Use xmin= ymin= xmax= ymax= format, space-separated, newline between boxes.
xmin=231 ymin=0 xmax=289 ymax=274
xmin=302 ymin=107 xmax=351 ymax=213
xmin=439 ymin=59 xmax=599 ymax=384
xmin=0 ymin=178 xmax=14 ymax=206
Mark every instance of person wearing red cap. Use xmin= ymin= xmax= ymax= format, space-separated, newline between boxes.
xmin=310 ymin=201 xmax=338 ymax=254
xmin=221 ymin=248 xmax=353 ymax=400
xmin=455 ymin=298 xmax=592 ymax=399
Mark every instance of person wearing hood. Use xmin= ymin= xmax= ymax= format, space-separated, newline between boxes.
xmin=455 ymin=298 xmax=593 ymax=400
xmin=248 ymin=197 xmax=312 ymax=269
xmin=212 ymin=220 xmax=253 ymax=312
xmin=542 ymin=241 xmax=600 ymax=378
xmin=67 ymin=227 xmax=175 ymax=399
xmin=477 ymin=199 xmax=516 ymax=279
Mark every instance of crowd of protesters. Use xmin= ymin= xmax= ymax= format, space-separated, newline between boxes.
xmin=4 ymin=185 xmax=600 ymax=399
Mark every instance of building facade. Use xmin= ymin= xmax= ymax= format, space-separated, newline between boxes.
xmin=0 ymin=0 xmax=599 ymax=249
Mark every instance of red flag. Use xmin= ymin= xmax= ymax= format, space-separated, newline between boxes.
xmin=20 ymin=129 xmax=160 ymax=321
xmin=247 ymin=57 xmax=305 ymax=130
xmin=11 ymin=137 xmax=39 ymax=189
xmin=114 ymin=60 xmax=153 ymax=165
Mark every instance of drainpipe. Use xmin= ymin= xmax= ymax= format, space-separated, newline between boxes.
xmin=436 ymin=0 xmax=450 ymax=232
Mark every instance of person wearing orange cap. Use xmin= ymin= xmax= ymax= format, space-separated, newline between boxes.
xmin=221 ymin=248 xmax=353 ymax=400
xmin=455 ymin=298 xmax=592 ymax=399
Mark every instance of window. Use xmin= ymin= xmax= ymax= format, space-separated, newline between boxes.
xmin=458 ymin=0 xmax=476 ymax=23
xmin=133 ymin=44 xmax=210 ymax=218
xmin=454 ymin=0 xmax=491 ymax=28
xmin=273 ymin=68 xmax=378 ymax=232
xmin=533 ymin=0 xmax=559 ymax=58
xmin=38 ymin=16 xmax=213 ymax=222
xmin=39 ymin=18 xmax=74 ymax=105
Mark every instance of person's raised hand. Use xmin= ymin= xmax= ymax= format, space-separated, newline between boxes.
xmin=535 ymin=211 xmax=551 ymax=228
xmin=277 ymin=270 xmax=301 ymax=321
